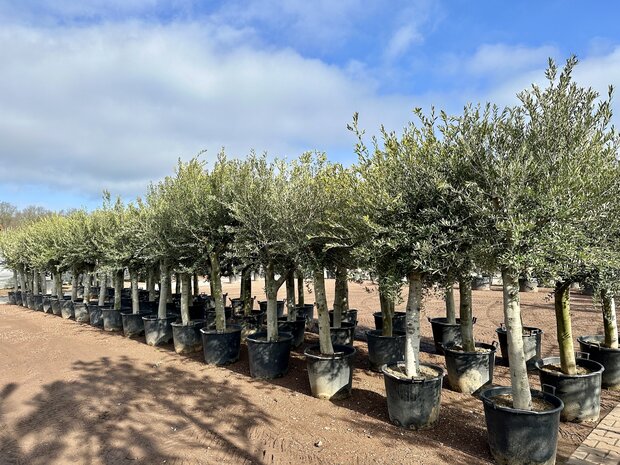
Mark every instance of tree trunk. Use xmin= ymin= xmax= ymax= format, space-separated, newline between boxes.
xmin=445 ymin=284 xmax=456 ymax=324
xmin=459 ymin=278 xmax=475 ymax=352
xmin=157 ymin=261 xmax=169 ymax=319
xmin=193 ymin=273 xmax=200 ymax=297
xmin=404 ymin=272 xmax=423 ymax=378
xmin=379 ymin=278 xmax=393 ymax=337
xmin=297 ymin=272 xmax=305 ymax=306
xmin=314 ymin=268 xmax=334 ymax=355
xmin=41 ymin=272 xmax=47 ymax=294
xmin=210 ymin=253 xmax=226 ymax=332
xmin=98 ymin=272 xmax=107 ymax=306
xmin=333 ymin=266 xmax=349 ymax=329
xmin=241 ymin=267 xmax=252 ymax=316
xmin=180 ymin=272 xmax=191 ymax=325
xmin=166 ymin=272 xmax=172 ymax=303
xmin=286 ymin=271 xmax=297 ymax=321
xmin=174 ymin=272 xmax=181 ymax=295
xmin=147 ymin=266 xmax=156 ymax=301
xmin=265 ymin=261 xmax=280 ymax=342
xmin=601 ymin=289 xmax=619 ymax=349
xmin=32 ymin=270 xmax=39 ymax=295
xmin=18 ymin=267 xmax=27 ymax=292
xmin=502 ymin=269 xmax=532 ymax=410
xmin=12 ymin=269 xmax=18 ymax=293
xmin=71 ymin=267 xmax=79 ymax=301
xmin=114 ymin=269 xmax=123 ymax=311
xmin=54 ymin=271 xmax=63 ymax=297
xmin=83 ymin=271 xmax=91 ymax=304
xmin=130 ymin=269 xmax=139 ymax=315
xmin=554 ymin=281 xmax=576 ymax=375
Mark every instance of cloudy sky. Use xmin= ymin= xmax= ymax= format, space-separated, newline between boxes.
xmin=1 ymin=0 xmax=619 ymax=211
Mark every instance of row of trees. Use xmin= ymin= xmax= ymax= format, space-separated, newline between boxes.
xmin=1 ymin=58 xmax=619 ymax=412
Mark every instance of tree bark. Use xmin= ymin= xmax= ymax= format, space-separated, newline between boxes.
xmin=445 ymin=284 xmax=456 ymax=324
xmin=180 ymin=272 xmax=191 ymax=325
xmin=54 ymin=271 xmax=63 ymax=297
xmin=601 ymin=290 xmax=619 ymax=349
xmin=41 ymin=272 xmax=47 ymax=294
xmin=297 ymin=272 xmax=305 ymax=306
xmin=157 ymin=261 xmax=169 ymax=319
xmin=314 ymin=267 xmax=334 ymax=355
xmin=265 ymin=261 xmax=286 ymax=341
xmin=147 ymin=266 xmax=156 ymax=301
xmin=210 ymin=253 xmax=226 ymax=332
xmin=130 ymin=269 xmax=140 ymax=314
xmin=286 ymin=271 xmax=297 ymax=321
xmin=113 ymin=269 xmax=123 ymax=311
xmin=333 ymin=266 xmax=349 ymax=329
xmin=71 ymin=267 xmax=79 ymax=301
xmin=555 ymin=281 xmax=576 ymax=375
xmin=32 ymin=270 xmax=39 ymax=295
xmin=166 ymin=272 xmax=172 ymax=303
xmin=174 ymin=272 xmax=181 ymax=295
xmin=379 ymin=278 xmax=393 ymax=337
xmin=404 ymin=272 xmax=423 ymax=377
xmin=98 ymin=272 xmax=107 ymax=306
xmin=12 ymin=269 xmax=18 ymax=293
xmin=502 ymin=269 xmax=532 ymax=410
xmin=241 ymin=267 xmax=252 ymax=316
xmin=18 ymin=267 xmax=27 ymax=293
xmin=83 ymin=271 xmax=90 ymax=304
xmin=193 ymin=273 xmax=200 ymax=297
xmin=459 ymin=278 xmax=475 ymax=352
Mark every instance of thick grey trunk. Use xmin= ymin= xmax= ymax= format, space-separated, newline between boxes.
xmin=286 ymin=271 xmax=297 ymax=321
xmin=297 ymin=272 xmax=305 ymax=306
xmin=601 ymin=290 xmax=619 ymax=349
xmin=32 ymin=270 xmax=39 ymax=295
xmin=54 ymin=271 xmax=63 ymax=297
xmin=71 ymin=267 xmax=79 ymax=301
xmin=210 ymin=253 xmax=226 ymax=332
xmin=555 ymin=281 xmax=576 ymax=375
xmin=502 ymin=269 xmax=532 ymax=410
xmin=193 ymin=273 xmax=200 ymax=297
xmin=404 ymin=272 xmax=422 ymax=377
xmin=445 ymin=284 xmax=456 ymax=324
xmin=113 ymin=269 xmax=123 ymax=311
xmin=40 ymin=272 xmax=46 ymax=295
xmin=174 ymin=272 xmax=181 ymax=295
xmin=314 ymin=268 xmax=334 ymax=355
xmin=241 ymin=268 xmax=252 ymax=316
xmin=459 ymin=278 xmax=475 ymax=351
xmin=130 ymin=269 xmax=140 ymax=314
xmin=265 ymin=262 xmax=280 ymax=341
xmin=333 ymin=266 xmax=349 ymax=328
xmin=18 ymin=267 xmax=26 ymax=292
xmin=379 ymin=278 xmax=393 ymax=337
xmin=157 ymin=261 xmax=169 ymax=319
xmin=148 ymin=265 xmax=156 ymax=301
xmin=180 ymin=272 xmax=191 ymax=325
xmin=98 ymin=272 xmax=107 ymax=306
xmin=13 ymin=269 xmax=18 ymax=293
xmin=165 ymin=272 xmax=172 ymax=303
xmin=83 ymin=272 xmax=91 ymax=304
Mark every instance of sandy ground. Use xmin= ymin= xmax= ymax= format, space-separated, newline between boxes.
xmin=0 ymin=279 xmax=618 ymax=465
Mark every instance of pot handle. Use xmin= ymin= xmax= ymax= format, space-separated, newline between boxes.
xmin=575 ymin=351 xmax=590 ymax=360
xmin=472 ymin=317 xmax=478 ymax=324
xmin=427 ymin=316 xmax=432 ymax=322
xmin=499 ymin=322 xmax=506 ymax=330
xmin=542 ymin=384 xmax=556 ymax=395
xmin=491 ymin=340 xmax=499 ymax=349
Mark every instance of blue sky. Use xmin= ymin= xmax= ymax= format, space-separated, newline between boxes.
xmin=1 ymin=0 xmax=619 ymax=211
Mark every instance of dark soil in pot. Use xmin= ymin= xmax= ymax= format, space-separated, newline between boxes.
xmin=304 ymin=344 xmax=356 ymax=400
xmin=480 ymin=386 xmax=563 ymax=465
xmin=429 ymin=317 xmax=477 ymax=355
xmin=172 ymin=320 xmax=206 ymax=354
xmin=443 ymin=342 xmax=497 ymax=394
xmin=366 ymin=329 xmax=405 ymax=372
xmin=535 ymin=356 xmax=604 ymax=422
xmin=121 ymin=311 xmax=152 ymax=337
xmin=330 ymin=321 xmax=355 ymax=347
xmin=246 ymin=331 xmax=293 ymax=379
xmin=143 ymin=315 xmax=177 ymax=346
xmin=60 ymin=300 xmax=74 ymax=319
xmin=74 ymin=302 xmax=90 ymax=323
xmin=200 ymin=325 xmax=242 ymax=365
xmin=373 ymin=311 xmax=406 ymax=333
xmin=102 ymin=308 xmax=123 ymax=331
xmin=578 ymin=335 xmax=620 ymax=390
xmin=278 ymin=317 xmax=306 ymax=348
xmin=258 ymin=300 xmax=284 ymax=318
xmin=381 ymin=362 xmax=445 ymax=430
xmin=329 ymin=309 xmax=358 ymax=326
xmin=496 ymin=324 xmax=543 ymax=369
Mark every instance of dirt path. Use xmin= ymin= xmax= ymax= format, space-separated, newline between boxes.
xmin=0 ymin=281 xmax=618 ymax=464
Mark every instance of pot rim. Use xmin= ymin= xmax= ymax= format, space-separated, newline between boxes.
xmin=366 ymin=329 xmax=406 ymax=339
xmin=535 ymin=356 xmax=605 ymax=377
xmin=304 ymin=343 xmax=356 ymax=360
xmin=246 ymin=331 xmax=293 ymax=344
xmin=142 ymin=315 xmax=178 ymax=322
xmin=496 ymin=325 xmax=543 ymax=335
xmin=443 ymin=341 xmax=498 ymax=355
xmin=480 ymin=386 xmax=564 ymax=415
xmin=200 ymin=324 xmax=242 ymax=335
xmin=578 ymin=335 xmax=620 ymax=353
xmin=381 ymin=362 xmax=445 ymax=384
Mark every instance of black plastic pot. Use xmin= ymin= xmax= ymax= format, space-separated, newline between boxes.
xmin=14 ymin=291 xmax=23 ymax=306
xmin=496 ymin=325 xmax=543 ymax=369
xmin=330 ymin=321 xmax=356 ymax=347
xmin=74 ymin=302 xmax=90 ymax=323
xmin=26 ymin=293 xmax=34 ymax=309
xmin=305 ymin=344 xmax=356 ymax=400
xmin=171 ymin=320 xmax=206 ymax=354
xmin=519 ymin=278 xmax=538 ymax=292
xmin=278 ymin=317 xmax=306 ymax=348
xmin=42 ymin=296 xmax=52 ymax=313
xmin=382 ymin=362 xmax=445 ymax=429
xmin=8 ymin=291 xmax=16 ymax=305
xmin=200 ymin=324 xmax=242 ymax=365
xmin=429 ymin=317 xmax=477 ymax=355
xmin=102 ymin=308 xmax=123 ymax=331
xmin=366 ymin=330 xmax=405 ymax=372
xmin=443 ymin=342 xmax=497 ymax=394
xmin=60 ymin=300 xmax=74 ymax=319
xmin=51 ymin=298 xmax=62 ymax=316
xmin=33 ymin=295 xmax=44 ymax=311
xmin=246 ymin=331 xmax=293 ymax=379
xmin=329 ymin=309 xmax=358 ymax=326
xmin=258 ymin=300 xmax=285 ymax=318
xmin=121 ymin=311 xmax=152 ymax=337
xmin=139 ymin=301 xmax=158 ymax=314
xmin=535 ymin=356 xmax=604 ymax=422
xmin=578 ymin=335 xmax=620 ymax=389
xmin=230 ymin=298 xmax=243 ymax=314
xmin=480 ymin=386 xmax=563 ymax=464
xmin=472 ymin=276 xmax=491 ymax=290
xmin=143 ymin=315 xmax=177 ymax=346
xmin=374 ymin=311 xmax=406 ymax=333
xmin=205 ymin=307 xmax=233 ymax=328
xmin=189 ymin=304 xmax=207 ymax=320
xmin=88 ymin=305 xmax=106 ymax=327
xmin=296 ymin=304 xmax=315 ymax=326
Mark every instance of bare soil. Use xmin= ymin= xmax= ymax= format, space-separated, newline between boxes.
xmin=0 ymin=280 xmax=618 ymax=464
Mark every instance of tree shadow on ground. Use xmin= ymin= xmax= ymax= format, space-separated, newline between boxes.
xmin=0 ymin=355 xmax=274 ymax=465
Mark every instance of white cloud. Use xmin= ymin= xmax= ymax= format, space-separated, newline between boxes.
xmin=466 ymin=43 xmax=559 ymax=76
xmin=385 ymin=25 xmax=423 ymax=61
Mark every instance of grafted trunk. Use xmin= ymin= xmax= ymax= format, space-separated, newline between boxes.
xmin=601 ymin=290 xmax=619 ymax=349
xmin=265 ymin=261 xmax=284 ymax=341
xmin=157 ymin=261 xmax=169 ymax=319
xmin=98 ymin=272 xmax=107 ymax=306
xmin=113 ymin=269 xmax=123 ymax=311
xmin=193 ymin=273 xmax=200 ymax=297
xmin=83 ymin=272 xmax=91 ymax=304
xmin=404 ymin=272 xmax=423 ymax=377
xmin=130 ymin=269 xmax=140 ymax=314
xmin=314 ymin=268 xmax=334 ymax=355
xmin=459 ymin=278 xmax=475 ymax=352
xmin=379 ymin=278 xmax=393 ymax=337
xmin=297 ymin=272 xmax=305 ymax=306
xmin=240 ymin=268 xmax=252 ymax=316
xmin=502 ymin=269 xmax=532 ymax=410
xmin=286 ymin=271 xmax=297 ymax=321
xmin=71 ymin=267 xmax=79 ymax=301
xmin=180 ymin=272 xmax=191 ymax=325
xmin=445 ymin=284 xmax=456 ymax=324
xmin=554 ymin=281 xmax=576 ymax=375
xmin=333 ymin=266 xmax=349 ymax=329
xmin=210 ymin=253 xmax=226 ymax=332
